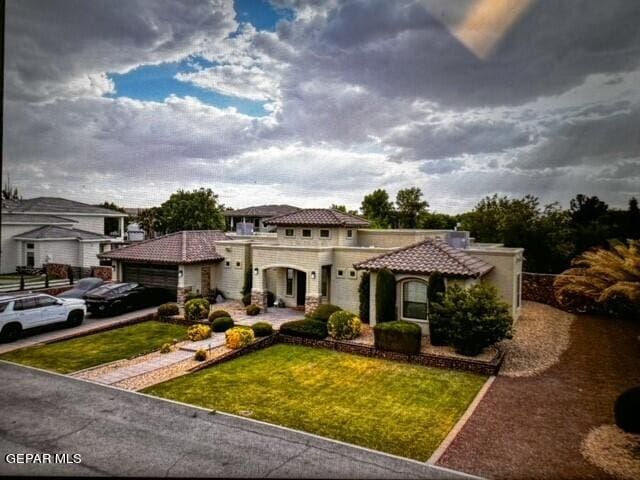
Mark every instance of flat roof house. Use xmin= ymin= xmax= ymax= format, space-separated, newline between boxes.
xmin=101 ymin=208 xmax=523 ymax=329
xmin=1 ymin=197 xmax=128 ymax=274
xmin=224 ymin=204 xmax=300 ymax=234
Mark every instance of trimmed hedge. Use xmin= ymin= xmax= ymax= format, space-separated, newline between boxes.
xmin=157 ymin=303 xmax=179 ymax=318
xmin=280 ymin=319 xmax=328 ymax=340
xmin=184 ymin=298 xmax=210 ymax=322
xmin=251 ymin=322 xmax=274 ymax=337
xmin=374 ymin=320 xmax=422 ymax=354
xmin=211 ymin=316 xmax=234 ymax=332
xmin=614 ymin=387 xmax=640 ymax=433
xmin=246 ymin=304 xmax=260 ymax=316
xmin=209 ymin=309 xmax=231 ymax=321
xmin=327 ymin=311 xmax=362 ymax=340
xmin=308 ymin=304 xmax=341 ymax=322
xmin=187 ymin=324 xmax=212 ymax=342
xmin=375 ymin=268 xmax=396 ymax=323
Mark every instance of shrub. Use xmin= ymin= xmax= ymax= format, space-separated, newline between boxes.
xmin=211 ymin=316 xmax=234 ymax=332
xmin=246 ymin=304 xmax=260 ymax=316
xmin=242 ymin=293 xmax=252 ymax=306
xmin=185 ymin=292 xmax=203 ymax=301
xmin=250 ymin=322 xmax=273 ymax=337
xmin=614 ymin=387 xmax=640 ymax=433
xmin=159 ymin=343 xmax=172 ymax=354
xmin=374 ymin=321 xmax=422 ymax=354
xmin=184 ymin=298 xmax=210 ymax=322
xmin=358 ymin=272 xmax=370 ymax=323
xmin=327 ymin=311 xmax=362 ymax=340
xmin=194 ymin=349 xmax=207 ymax=361
xmin=375 ymin=268 xmax=397 ymax=323
xmin=241 ymin=267 xmax=253 ymax=296
xmin=225 ymin=326 xmax=255 ymax=349
xmin=428 ymin=313 xmax=449 ymax=346
xmin=307 ymin=304 xmax=341 ymax=322
xmin=209 ymin=309 xmax=231 ymax=321
xmin=280 ymin=319 xmax=328 ymax=340
xmin=430 ymin=284 xmax=513 ymax=356
xmin=187 ymin=324 xmax=212 ymax=342
xmin=427 ymin=272 xmax=446 ymax=303
xmin=157 ymin=303 xmax=179 ymax=318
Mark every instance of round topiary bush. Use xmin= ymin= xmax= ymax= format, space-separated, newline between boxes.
xmin=159 ymin=343 xmax=172 ymax=354
xmin=308 ymin=304 xmax=341 ymax=322
xmin=327 ymin=311 xmax=362 ymax=340
xmin=209 ymin=309 xmax=231 ymax=322
xmin=250 ymin=322 xmax=273 ymax=337
xmin=187 ymin=324 xmax=212 ymax=342
xmin=194 ymin=349 xmax=207 ymax=361
xmin=242 ymin=293 xmax=252 ymax=306
xmin=280 ymin=319 xmax=328 ymax=340
xmin=184 ymin=298 xmax=210 ymax=322
xmin=246 ymin=304 xmax=260 ymax=316
xmin=614 ymin=387 xmax=640 ymax=433
xmin=225 ymin=326 xmax=255 ymax=349
xmin=211 ymin=316 xmax=234 ymax=332
xmin=157 ymin=303 xmax=179 ymax=318
xmin=373 ymin=320 xmax=422 ymax=354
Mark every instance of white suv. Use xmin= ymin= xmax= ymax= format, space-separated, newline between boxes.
xmin=0 ymin=293 xmax=87 ymax=342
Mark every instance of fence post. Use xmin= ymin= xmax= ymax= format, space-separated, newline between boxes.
xmin=20 ymin=275 xmax=25 ymax=291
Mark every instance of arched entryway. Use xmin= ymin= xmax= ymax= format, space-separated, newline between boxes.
xmin=261 ymin=265 xmax=309 ymax=309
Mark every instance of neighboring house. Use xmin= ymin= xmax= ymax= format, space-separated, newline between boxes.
xmin=224 ymin=204 xmax=300 ymax=233
xmin=100 ymin=208 xmax=523 ymax=328
xmin=1 ymin=197 xmax=128 ymax=274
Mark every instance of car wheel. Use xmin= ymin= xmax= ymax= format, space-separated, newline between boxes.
xmin=66 ymin=310 xmax=84 ymax=327
xmin=0 ymin=323 xmax=22 ymax=343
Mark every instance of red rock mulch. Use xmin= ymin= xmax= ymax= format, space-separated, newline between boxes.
xmin=437 ymin=309 xmax=640 ymax=479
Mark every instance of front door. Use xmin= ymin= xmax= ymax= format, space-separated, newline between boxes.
xmin=296 ymin=271 xmax=306 ymax=306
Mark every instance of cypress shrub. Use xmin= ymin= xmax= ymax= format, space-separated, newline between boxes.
xmin=358 ymin=271 xmax=370 ymax=323
xmin=373 ymin=321 xmax=422 ymax=354
xmin=375 ymin=268 xmax=397 ymax=324
xmin=241 ymin=267 xmax=253 ymax=296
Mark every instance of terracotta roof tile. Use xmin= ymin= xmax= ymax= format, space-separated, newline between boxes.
xmin=224 ymin=204 xmax=300 ymax=217
xmin=263 ymin=209 xmax=370 ymax=227
xmin=99 ymin=230 xmax=229 ymax=265
xmin=354 ymin=238 xmax=493 ymax=278
xmin=13 ymin=225 xmax=110 ymax=241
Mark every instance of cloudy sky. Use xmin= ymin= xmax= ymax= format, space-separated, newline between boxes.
xmin=4 ymin=0 xmax=640 ymax=213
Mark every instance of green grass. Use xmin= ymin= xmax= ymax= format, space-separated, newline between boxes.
xmin=0 ymin=321 xmax=187 ymax=374
xmin=143 ymin=344 xmax=487 ymax=461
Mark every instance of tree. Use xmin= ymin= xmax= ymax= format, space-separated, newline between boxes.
xmin=157 ymin=188 xmax=225 ymax=234
xmin=395 ymin=187 xmax=428 ymax=228
xmin=2 ymin=176 xmax=21 ymax=200
xmin=135 ymin=207 xmax=162 ymax=238
xmin=330 ymin=204 xmax=359 ymax=215
xmin=569 ymin=194 xmax=609 ymax=226
xmin=554 ymin=240 xmax=640 ymax=321
xmin=360 ymin=189 xmax=394 ymax=228
xmin=627 ymin=197 xmax=640 ymax=239
xmin=417 ymin=211 xmax=458 ymax=230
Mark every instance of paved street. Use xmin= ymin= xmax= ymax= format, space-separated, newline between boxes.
xmin=0 ymin=361 xmax=474 ymax=478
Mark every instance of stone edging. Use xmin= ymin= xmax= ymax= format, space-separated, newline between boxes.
xmin=187 ymin=334 xmax=279 ymax=373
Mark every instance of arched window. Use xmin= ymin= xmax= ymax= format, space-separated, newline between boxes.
xmin=402 ymin=280 xmax=428 ymax=320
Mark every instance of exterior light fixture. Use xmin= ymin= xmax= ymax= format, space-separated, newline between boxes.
xmin=254 ymin=267 xmax=259 ymax=275
xmin=178 ymin=270 xmax=184 ymax=278
xmin=311 ymin=271 xmax=316 ymax=280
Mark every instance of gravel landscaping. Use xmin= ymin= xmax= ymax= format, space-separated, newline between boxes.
xmin=500 ymin=300 xmax=575 ymax=377
xmin=581 ymin=425 xmax=640 ymax=480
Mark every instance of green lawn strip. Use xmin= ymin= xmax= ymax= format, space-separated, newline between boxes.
xmin=0 ymin=321 xmax=187 ymax=374
xmin=143 ymin=344 xmax=486 ymax=461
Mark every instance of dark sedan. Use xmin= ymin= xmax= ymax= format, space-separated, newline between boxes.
xmin=84 ymin=283 xmax=175 ymax=317
xmin=57 ymin=277 xmax=105 ymax=299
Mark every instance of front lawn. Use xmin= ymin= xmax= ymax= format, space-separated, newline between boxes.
xmin=0 ymin=321 xmax=187 ymax=374
xmin=143 ymin=344 xmax=487 ymax=461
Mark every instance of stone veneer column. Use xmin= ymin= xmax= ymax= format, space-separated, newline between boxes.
xmin=304 ymin=295 xmax=321 ymax=316
xmin=251 ymin=289 xmax=268 ymax=312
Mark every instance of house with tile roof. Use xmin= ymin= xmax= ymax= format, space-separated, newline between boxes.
xmin=1 ymin=197 xmax=128 ymax=273
xmin=224 ymin=204 xmax=300 ymax=233
xmin=100 ymin=208 xmax=523 ymax=327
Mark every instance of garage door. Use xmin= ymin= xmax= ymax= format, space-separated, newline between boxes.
xmin=122 ymin=263 xmax=178 ymax=291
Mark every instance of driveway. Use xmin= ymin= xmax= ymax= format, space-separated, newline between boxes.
xmin=0 ymin=307 xmax=157 ymax=355
xmin=0 ymin=361 xmax=474 ymax=478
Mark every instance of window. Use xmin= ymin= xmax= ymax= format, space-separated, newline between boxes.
xmin=348 ymin=269 xmax=357 ymax=279
xmin=225 ymin=261 xmax=231 ymax=268
xmin=285 ymin=228 xmax=294 ymax=237
xmin=0 ymin=302 xmax=8 ymax=313
xmin=336 ymin=269 xmax=344 ymax=278
xmin=14 ymin=297 xmax=37 ymax=311
xmin=235 ymin=261 xmax=241 ymax=269
xmin=320 ymin=229 xmax=330 ymax=238
xmin=36 ymin=296 xmax=58 ymax=307
xmin=254 ymin=218 xmax=260 ymax=228
xmin=347 ymin=229 xmax=353 ymax=238
xmin=26 ymin=243 xmax=34 ymax=249
xmin=302 ymin=229 xmax=312 ymax=238
xmin=402 ymin=281 xmax=428 ymax=320
xmin=26 ymin=251 xmax=35 ymax=267
xmin=286 ymin=269 xmax=294 ymax=296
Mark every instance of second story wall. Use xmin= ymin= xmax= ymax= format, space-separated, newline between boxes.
xmin=275 ymin=227 xmax=357 ymax=247
xmin=356 ymin=229 xmax=450 ymax=248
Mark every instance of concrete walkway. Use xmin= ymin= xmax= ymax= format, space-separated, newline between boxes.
xmin=0 ymin=361 xmax=475 ymax=478
xmin=0 ymin=307 xmax=157 ymax=355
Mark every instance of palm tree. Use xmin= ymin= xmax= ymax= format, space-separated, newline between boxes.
xmin=554 ymin=240 xmax=640 ymax=319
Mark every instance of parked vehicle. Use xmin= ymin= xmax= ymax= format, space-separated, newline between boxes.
xmin=57 ymin=277 xmax=105 ymax=299
xmin=0 ymin=293 xmax=86 ymax=342
xmin=84 ymin=283 xmax=174 ymax=317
